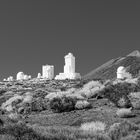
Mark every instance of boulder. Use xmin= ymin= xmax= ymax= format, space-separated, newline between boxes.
xmin=116 ymin=108 xmax=135 ymax=118
xmin=75 ymin=100 xmax=91 ymax=110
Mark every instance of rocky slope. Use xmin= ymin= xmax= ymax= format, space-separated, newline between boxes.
xmin=83 ymin=50 xmax=140 ymax=80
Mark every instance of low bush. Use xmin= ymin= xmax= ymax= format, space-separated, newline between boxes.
xmin=78 ymin=80 xmax=105 ymax=99
xmin=45 ymin=92 xmax=60 ymax=101
xmin=31 ymin=98 xmax=48 ymax=112
xmin=18 ymin=98 xmax=49 ymax=114
xmin=0 ymin=89 xmax=6 ymax=95
xmin=117 ymin=97 xmax=131 ymax=108
xmin=83 ymin=81 xmax=102 ymax=90
xmin=128 ymin=92 xmax=140 ymax=109
xmin=120 ymin=135 xmax=136 ymax=140
xmin=33 ymin=88 xmax=48 ymax=98
xmin=8 ymin=113 xmax=21 ymax=123
xmin=80 ymin=121 xmax=106 ymax=133
xmin=100 ymin=82 xmax=139 ymax=107
xmin=108 ymin=120 xmax=139 ymax=140
xmin=49 ymin=96 xmax=76 ymax=113
xmin=3 ymin=122 xmax=45 ymax=140
xmin=0 ymin=134 xmax=15 ymax=140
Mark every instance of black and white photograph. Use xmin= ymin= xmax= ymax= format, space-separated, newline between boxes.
xmin=0 ymin=1 xmax=140 ymax=140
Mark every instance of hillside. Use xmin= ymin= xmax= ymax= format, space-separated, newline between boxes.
xmin=0 ymin=78 xmax=140 ymax=139
xmin=83 ymin=50 xmax=140 ymax=80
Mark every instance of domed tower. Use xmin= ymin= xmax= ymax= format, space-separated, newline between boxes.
xmin=16 ymin=72 xmax=24 ymax=80
xmin=117 ymin=66 xmax=126 ymax=79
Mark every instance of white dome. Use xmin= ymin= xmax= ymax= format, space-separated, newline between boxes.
xmin=65 ymin=52 xmax=74 ymax=58
xmin=16 ymin=72 xmax=24 ymax=80
xmin=24 ymin=75 xmax=29 ymax=80
xmin=117 ymin=66 xmax=125 ymax=73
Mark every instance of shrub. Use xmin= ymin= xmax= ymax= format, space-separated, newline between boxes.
xmin=75 ymin=100 xmax=92 ymax=110
xmin=0 ymin=89 xmax=6 ymax=95
xmin=31 ymin=98 xmax=48 ymax=112
xmin=83 ymin=81 xmax=102 ymax=90
xmin=8 ymin=113 xmax=21 ymax=123
xmin=116 ymin=108 xmax=135 ymax=118
xmin=108 ymin=120 xmax=139 ymax=140
xmin=19 ymin=98 xmax=49 ymax=114
xmin=78 ymin=80 xmax=105 ymax=99
xmin=81 ymin=87 xmax=101 ymax=98
xmin=128 ymin=92 xmax=140 ymax=109
xmin=45 ymin=92 xmax=60 ymax=101
xmin=100 ymin=82 xmax=139 ymax=107
xmin=33 ymin=88 xmax=48 ymax=98
xmin=80 ymin=121 xmax=106 ymax=133
xmin=2 ymin=95 xmax=23 ymax=111
xmin=120 ymin=135 xmax=136 ymax=140
xmin=66 ymin=93 xmax=85 ymax=100
xmin=49 ymin=96 xmax=76 ymax=113
xmin=3 ymin=122 xmax=45 ymax=140
xmin=74 ymin=79 xmax=88 ymax=88
xmin=21 ymin=102 xmax=32 ymax=114
xmin=117 ymin=97 xmax=131 ymax=108
xmin=0 ymin=134 xmax=15 ymax=140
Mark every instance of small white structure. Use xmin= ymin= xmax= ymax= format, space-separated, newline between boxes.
xmin=16 ymin=72 xmax=31 ymax=80
xmin=42 ymin=65 xmax=54 ymax=80
xmin=55 ymin=53 xmax=81 ymax=80
xmin=37 ymin=73 xmax=42 ymax=79
xmin=28 ymin=75 xmax=31 ymax=79
xmin=3 ymin=78 xmax=7 ymax=81
xmin=16 ymin=72 xmax=25 ymax=80
xmin=117 ymin=66 xmax=132 ymax=79
xmin=7 ymin=76 xmax=14 ymax=81
xmin=24 ymin=75 xmax=31 ymax=80
xmin=117 ymin=66 xmax=126 ymax=79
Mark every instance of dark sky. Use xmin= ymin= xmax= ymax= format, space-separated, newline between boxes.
xmin=0 ymin=0 xmax=140 ymax=79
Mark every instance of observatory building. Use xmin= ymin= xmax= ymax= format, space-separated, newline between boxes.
xmin=117 ymin=66 xmax=132 ymax=79
xmin=117 ymin=66 xmax=126 ymax=79
xmin=16 ymin=72 xmax=25 ymax=80
xmin=55 ymin=53 xmax=81 ymax=80
xmin=42 ymin=65 xmax=54 ymax=80
xmin=16 ymin=72 xmax=31 ymax=80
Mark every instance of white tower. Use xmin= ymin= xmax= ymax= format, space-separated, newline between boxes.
xmin=64 ymin=53 xmax=75 ymax=75
xmin=55 ymin=53 xmax=81 ymax=80
xmin=42 ymin=65 xmax=54 ymax=80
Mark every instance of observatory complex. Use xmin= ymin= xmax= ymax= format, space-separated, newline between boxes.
xmin=7 ymin=52 xmax=81 ymax=81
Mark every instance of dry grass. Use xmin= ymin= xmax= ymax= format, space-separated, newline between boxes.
xmin=80 ymin=121 xmax=106 ymax=133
